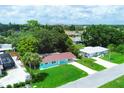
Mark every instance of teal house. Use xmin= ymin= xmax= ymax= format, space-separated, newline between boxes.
xmin=40 ymin=52 xmax=76 ymax=70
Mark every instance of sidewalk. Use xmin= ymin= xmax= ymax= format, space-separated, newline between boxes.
xmin=92 ymin=57 xmax=117 ymax=68
xmin=60 ymin=63 xmax=124 ymax=88
xmin=69 ymin=62 xmax=97 ymax=74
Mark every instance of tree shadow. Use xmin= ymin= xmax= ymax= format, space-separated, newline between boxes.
xmin=32 ymin=72 xmax=49 ymax=83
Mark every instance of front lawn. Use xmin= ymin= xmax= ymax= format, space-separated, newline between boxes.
xmin=32 ymin=64 xmax=88 ymax=88
xmin=100 ymin=75 xmax=124 ymax=88
xmin=102 ymin=52 xmax=124 ymax=64
xmin=78 ymin=58 xmax=106 ymax=71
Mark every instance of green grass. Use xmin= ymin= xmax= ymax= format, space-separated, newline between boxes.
xmin=78 ymin=58 xmax=106 ymax=71
xmin=102 ymin=52 xmax=124 ymax=64
xmin=100 ymin=75 xmax=124 ymax=88
xmin=74 ymin=44 xmax=85 ymax=50
xmin=32 ymin=64 xmax=88 ymax=88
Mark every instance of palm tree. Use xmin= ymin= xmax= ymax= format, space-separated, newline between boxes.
xmin=22 ymin=52 xmax=41 ymax=69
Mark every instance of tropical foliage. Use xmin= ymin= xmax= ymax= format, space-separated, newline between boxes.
xmin=22 ymin=52 xmax=41 ymax=69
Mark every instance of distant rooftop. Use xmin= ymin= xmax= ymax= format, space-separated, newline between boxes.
xmin=80 ymin=46 xmax=108 ymax=54
xmin=65 ymin=31 xmax=83 ymax=36
xmin=0 ymin=44 xmax=12 ymax=51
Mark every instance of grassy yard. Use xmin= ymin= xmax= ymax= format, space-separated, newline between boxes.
xmin=100 ymin=75 xmax=124 ymax=88
xmin=102 ymin=52 xmax=124 ymax=64
xmin=78 ymin=58 xmax=106 ymax=71
xmin=31 ymin=64 xmax=88 ymax=88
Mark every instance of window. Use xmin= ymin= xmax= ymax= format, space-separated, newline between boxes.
xmin=52 ymin=61 xmax=56 ymax=64
xmin=45 ymin=63 xmax=48 ymax=65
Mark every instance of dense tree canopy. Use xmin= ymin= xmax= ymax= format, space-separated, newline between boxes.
xmin=16 ymin=35 xmax=39 ymax=55
xmin=34 ymin=29 xmax=69 ymax=53
xmin=81 ymin=25 xmax=124 ymax=47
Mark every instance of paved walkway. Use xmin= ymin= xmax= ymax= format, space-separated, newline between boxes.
xmin=92 ymin=57 xmax=117 ymax=68
xmin=60 ymin=63 xmax=124 ymax=88
xmin=69 ymin=62 xmax=97 ymax=74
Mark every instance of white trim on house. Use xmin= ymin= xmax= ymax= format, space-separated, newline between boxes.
xmin=80 ymin=46 xmax=108 ymax=58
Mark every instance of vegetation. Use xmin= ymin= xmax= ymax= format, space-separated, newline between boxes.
xmin=31 ymin=64 xmax=88 ymax=88
xmin=21 ymin=52 xmax=41 ymax=69
xmin=35 ymin=29 xmax=69 ymax=53
xmin=82 ymin=25 xmax=124 ymax=47
xmin=0 ymin=71 xmax=7 ymax=78
xmin=74 ymin=44 xmax=85 ymax=50
xmin=102 ymin=52 xmax=124 ymax=64
xmin=16 ymin=35 xmax=39 ymax=55
xmin=115 ymin=44 xmax=124 ymax=54
xmin=78 ymin=57 xmax=106 ymax=71
xmin=100 ymin=75 xmax=124 ymax=88
xmin=6 ymin=84 xmax=13 ymax=88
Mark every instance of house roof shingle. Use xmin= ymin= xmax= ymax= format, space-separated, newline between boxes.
xmin=42 ymin=52 xmax=76 ymax=63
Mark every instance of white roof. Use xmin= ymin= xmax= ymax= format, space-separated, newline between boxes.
xmin=80 ymin=46 xmax=108 ymax=54
xmin=71 ymin=37 xmax=81 ymax=42
xmin=0 ymin=44 xmax=12 ymax=51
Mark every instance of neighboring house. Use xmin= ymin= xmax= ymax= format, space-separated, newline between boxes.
xmin=0 ymin=44 xmax=13 ymax=52
xmin=71 ymin=36 xmax=82 ymax=44
xmin=65 ymin=31 xmax=83 ymax=44
xmin=40 ymin=52 xmax=76 ymax=69
xmin=80 ymin=46 xmax=108 ymax=58
xmin=0 ymin=64 xmax=3 ymax=76
xmin=0 ymin=53 xmax=15 ymax=70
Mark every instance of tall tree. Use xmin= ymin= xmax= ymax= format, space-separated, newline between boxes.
xmin=81 ymin=25 xmax=124 ymax=47
xmin=17 ymin=35 xmax=39 ymax=55
xmin=22 ymin=52 xmax=41 ymax=69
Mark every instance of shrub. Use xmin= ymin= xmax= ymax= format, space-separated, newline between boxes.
xmin=116 ymin=44 xmax=124 ymax=54
xmin=2 ymin=71 xmax=7 ymax=76
xmin=6 ymin=84 xmax=13 ymax=88
xmin=25 ymin=80 xmax=31 ymax=84
xmin=13 ymin=83 xmax=20 ymax=88
xmin=31 ymin=72 xmax=48 ymax=83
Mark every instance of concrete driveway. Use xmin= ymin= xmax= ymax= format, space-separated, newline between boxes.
xmin=0 ymin=57 xmax=30 ymax=87
xmin=60 ymin=63 xmax=124 ymax=88
xmin=92 ymin=57 xmax=117 ymax=68
xmin=69 ymin=62 xmax=97 ymax=74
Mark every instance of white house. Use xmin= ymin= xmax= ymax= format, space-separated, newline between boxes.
xmin=0 ymin=44 xmax=13 ymax=52
xmin=80 ymin=46 xmax=108 ymax=58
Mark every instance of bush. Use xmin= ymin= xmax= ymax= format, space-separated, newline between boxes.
xmin=31 ymin=72 xmax=48 ymax=83
xmin=25 ymin=80 xmax=31 ymax=84
xmin=13 ymin=83 xmax=20 ymax=88
xmin=6 ymin=84 xmax=13 ymax=88
xmin=2 ymin=71 xmax=7 ymax=76
xmin=116 ymin=44 xmax=124 ymax=54
xmin=13 ymin=82 xmax=25 ymax=88
xmin=19 ymin=82 xmax=25 ymax=87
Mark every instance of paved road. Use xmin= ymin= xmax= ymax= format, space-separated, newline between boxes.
xmin=92 ymin=57 xmax=117 ymax=68
xmin=69 ymin=62 xmax=97 ymax=74
xmin=60 ymin=63 xmax=124 ymax=88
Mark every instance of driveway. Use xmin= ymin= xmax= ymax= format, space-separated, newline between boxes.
xmin=0 ymin=57 xmax=30 ymax=87
xmin=60 ymin=63 xmax=124 ymax=88
xmin=69 ymin=62 xmax=97 ymax=74
xmin=92 ymin=57 xmax=117 ymax=68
